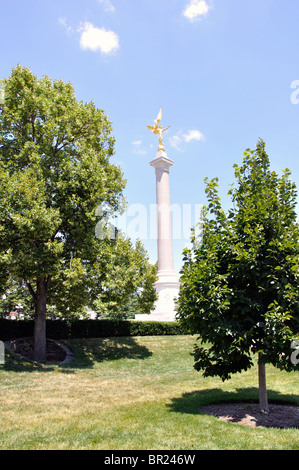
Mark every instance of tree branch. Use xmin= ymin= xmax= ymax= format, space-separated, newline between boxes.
xmin=26 ymin=281 xmax=37 ymax=304
xmin=45 ymin=275 xmax=52 ymax=291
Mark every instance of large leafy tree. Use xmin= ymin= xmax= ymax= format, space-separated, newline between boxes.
xmin=177 ymin=140 xmax=299 ymax=412
xmin=0 ymin=65 xmax=129 ymax=361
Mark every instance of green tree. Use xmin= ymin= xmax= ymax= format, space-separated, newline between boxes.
xmin=91 ymin=237 xmax=157 ymax=319
xmin=47 ymin=236 xmax=157 ymax=320
xmin=2 ymin=278 xmax=35 ymax=319
xmin=0 ymin=65 xmax=127 ymax=361
xmin=177 ymin=140 xmax=299 ymax=412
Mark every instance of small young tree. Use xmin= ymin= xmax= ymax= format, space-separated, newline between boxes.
xmin=177 ymin=140 xmax=299 ymax=412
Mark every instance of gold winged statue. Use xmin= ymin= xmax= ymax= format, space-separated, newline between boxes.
xmin=147 ymin=108 xmax=171 ymax=152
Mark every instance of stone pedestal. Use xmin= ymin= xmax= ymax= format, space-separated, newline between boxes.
xmin=135 ymin=151 xmax=180 ymax=322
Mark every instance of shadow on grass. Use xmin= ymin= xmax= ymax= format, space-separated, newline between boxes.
xmin=167 ymin=388 xmax=299 ymax=415
xmin=2 ymin=352 xmax=57 ymax=373
xmin=2 ymin=337 xmax=152 ymax=373
xmin=59 ymin=337 xmax=153 ymax=371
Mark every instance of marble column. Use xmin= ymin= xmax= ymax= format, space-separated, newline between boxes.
xmin=148 ymin=150 xmax=180 ymax=321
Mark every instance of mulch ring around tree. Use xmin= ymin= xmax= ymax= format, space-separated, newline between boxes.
xmin=200 ymin=403 xmax=299 ymax=429
xmin=5 ymin=337 xmax=73 ymax=365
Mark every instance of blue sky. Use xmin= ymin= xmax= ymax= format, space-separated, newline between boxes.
xmin=1 ymin=0 xmax=299 ymax=275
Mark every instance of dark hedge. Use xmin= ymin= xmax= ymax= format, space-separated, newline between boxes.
xmin=0 ymin=319 xmax=189 ymax=341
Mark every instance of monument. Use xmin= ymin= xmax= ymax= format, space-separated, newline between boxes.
xmin=140 ymin=109 xmax=180 ymax=322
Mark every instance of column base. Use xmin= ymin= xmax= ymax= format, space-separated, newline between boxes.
xmin=135 ymin=272 xmax=180 ymax=322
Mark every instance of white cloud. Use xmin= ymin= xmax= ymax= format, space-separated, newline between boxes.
xmin=79 ymin=22 xmax=119 ymax=55
xmin=169 ymin=135 xmax=183 ymax=151
xmin=98 ymin=0 xmax=115 ymax=13
xmin=132 ymin=140 xmax=147 ymax=155
xmin=184 ymin=129 xmax=205 ymax=143
xmin=58 ymin=17 xmax=74 ymax=34
xmin=169 ymin=130 xmax=205 ymax=150
xmin=183 ymin=0 xmax=211 ymax=22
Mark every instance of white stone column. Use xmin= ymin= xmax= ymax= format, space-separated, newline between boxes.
xmin=149 ymin=150 xmax=180 ymax=322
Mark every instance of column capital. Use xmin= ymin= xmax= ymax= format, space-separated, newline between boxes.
xmin=150 ymin=151 xmax=174 ymax=172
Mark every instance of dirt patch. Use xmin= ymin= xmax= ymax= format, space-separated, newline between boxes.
xmin=200 ymin=403 xmax=299 ymax=429
xmin=5 ymin=337 xmax=73 ymax=365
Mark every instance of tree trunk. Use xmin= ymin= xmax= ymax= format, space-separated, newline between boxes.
xmin=33 ymin=277 xmax=49 ymax=363
xmin=258 ymin=354 xmax=269 ymax=413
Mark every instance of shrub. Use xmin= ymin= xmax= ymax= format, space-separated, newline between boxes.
xmin=0 ymin=319 xmax=189 ymax=341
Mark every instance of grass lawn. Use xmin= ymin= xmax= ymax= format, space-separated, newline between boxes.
xmin=0 ymin=335 xmax=298 ymax=450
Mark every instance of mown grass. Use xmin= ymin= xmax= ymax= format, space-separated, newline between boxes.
xmin=0 ymin=335 xmax=298 ymax=450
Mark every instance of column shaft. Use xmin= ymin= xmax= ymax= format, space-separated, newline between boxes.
xmin=155 ymin=166 xmax=174 ymax=274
